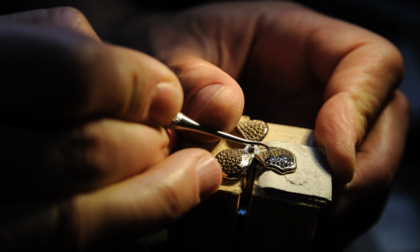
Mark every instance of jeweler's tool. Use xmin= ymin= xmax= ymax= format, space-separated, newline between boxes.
xmin=167 ymin=112 xmax=270 ymax=151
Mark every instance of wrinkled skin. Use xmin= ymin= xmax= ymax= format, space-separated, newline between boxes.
xmin=0 ymin=2 xmax=410 ymax=251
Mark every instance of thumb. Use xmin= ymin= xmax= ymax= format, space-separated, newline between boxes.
xmin=166 ymin=55 xmax=244 ymax=133
xmin=73 ymin=148 xmax=222 ymax=249
xmin=1 ymin=149 xmax=222 ymax=250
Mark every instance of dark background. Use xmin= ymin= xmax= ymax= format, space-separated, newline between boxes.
xmin=1 ymin=1 xmax=419 ymax=251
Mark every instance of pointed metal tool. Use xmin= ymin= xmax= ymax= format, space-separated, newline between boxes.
xmin=167 ymin=112 xmax=270 ymax=150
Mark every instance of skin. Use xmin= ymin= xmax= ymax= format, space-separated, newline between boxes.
xmin=125 ymin=2 xmax=410 ymax=248
xmin=132 ymin=1 xmax=410 ymax=204
xmin=0 ymin=7 xmax=221 ymax=251
xmin=0 ymin=2 xmax=411 ymax=251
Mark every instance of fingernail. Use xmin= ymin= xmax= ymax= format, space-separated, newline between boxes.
xmin=195 ymin=156 xmax=222 ymax=199
xmin=149 ymin=81 xmax=183 ymax=124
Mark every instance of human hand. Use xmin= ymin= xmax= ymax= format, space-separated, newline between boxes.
xmin=122 ymin=1 xmax=410 ymax=248
xmin=0 ymin=7 xmax=222 ymax=250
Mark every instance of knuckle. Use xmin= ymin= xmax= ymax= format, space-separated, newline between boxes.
xmin=46 ymin=121 xmax=108 ymax=187
xmin=46 ymin=6 xmax=86 ymax=27
xmin=72 ymin=120 xmax=111 ymax=182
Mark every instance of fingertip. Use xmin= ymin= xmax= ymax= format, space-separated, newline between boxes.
xmin=97 ymin=46 xmax=183 ymax=124
xmin=73 ymin=148 xmax=222 ymax=248
xmin=394 ymin=90 xmax=411 ymax=119
xmin=315 ymin=132 xmax=356 ymax=184
xmin=151 ymin=148 xmax=222 ymax=209
xmin=127 ymin=50 xmax=184 ymax=125
xmin=195 ymin=153 xmax=223 ymax=199
xmin=185 ymin=82 xmax=244 ymax=133
xmin=315 ymin=97 xmax=358 ymax=184
xmin=159 ymin=148 xmax=222 ymax=200
xmin=148 ymin=80 xmax=183 ymax=125
xmin=171 ymin=57 xmax=244 ymax=133
xmin=324 ymin=142 xmax=356 ymax=184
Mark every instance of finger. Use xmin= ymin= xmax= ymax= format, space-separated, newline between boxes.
xmin=140 ymin=13 xmax=245 ymax=134
xmin=80 ymin=43 xmax=184 ymax=125
xmin=347 ymin=91 xmax=410 ymax=196
xmin=1 ymin=149 xmax=222 ymax=250
xmin=312 ymin=21 xmax=404 ymax=183
xmin=168 ymin=55 xmax=244 ymax=134
xmin=0 ymin=7 xmax=100 ymax=41
xmin=0 ymin=119 xmax=171 ymax=195
xmin=74 ymin=148 xmax=221 ymax=249
xmin=0 ymin=25 xmax=182 ymax=125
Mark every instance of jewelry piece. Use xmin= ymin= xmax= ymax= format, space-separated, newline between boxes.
xmin=257 ymin=147 xmax=296 ymax=174
xmin=216 ymin=148 xmax=253 ymax=179
xmin=217 ymin=143 xmax=262 ymax=179
xmin=237 ymin=118 xmax=268 ymax=141
xmin=216 ymin=117 xmax=297 ymax=179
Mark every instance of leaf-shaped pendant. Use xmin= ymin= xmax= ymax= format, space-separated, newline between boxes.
xmin=236 ymin=118 xmax=268 ymax=141
xmin=257 ymin=148 xmax=297 ymax=175
xmin=216 ymin=149 xmax=254 ymax=179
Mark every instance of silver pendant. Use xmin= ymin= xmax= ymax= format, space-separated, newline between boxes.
xmin=216 ymin=117 xmax=297 ymax=179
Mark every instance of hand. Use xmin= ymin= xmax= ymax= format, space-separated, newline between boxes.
xmin=0 ymin=7 xmax=222 ymax=250
xmin=122 ymin=1 xmax=411 ymax=248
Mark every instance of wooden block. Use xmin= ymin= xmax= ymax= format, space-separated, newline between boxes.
xmin=242 ymin=140 xmax=331 ymax=251
xmin=169 ymin=120 xmax=332 ymax=251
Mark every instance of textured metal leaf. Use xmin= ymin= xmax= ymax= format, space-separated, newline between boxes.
xmin=258 ymin=147 xmax=297 ymax=174
xmin=237 ymin=119 xmax=268 ymax=141
xmin=216 ymin=148 xmax=254 ymax=179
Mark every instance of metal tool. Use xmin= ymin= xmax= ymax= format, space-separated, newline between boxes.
xmin=167 ymin=112 xmax=270 ymax=150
